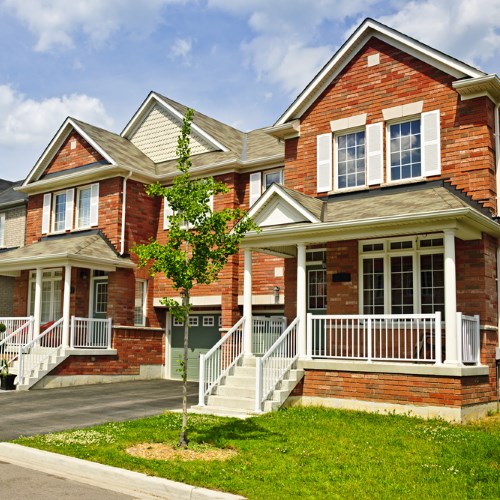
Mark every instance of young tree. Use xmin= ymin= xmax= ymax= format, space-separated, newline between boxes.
xmin=133 ymin=109 xmax=257 ymax=447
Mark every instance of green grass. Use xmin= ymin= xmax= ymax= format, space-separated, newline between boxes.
xmin=15 ymin=408 xmax=500 ymax=499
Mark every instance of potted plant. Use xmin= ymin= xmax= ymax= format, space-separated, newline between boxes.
xmin=0 ymin=323 xmax=16 ymax=391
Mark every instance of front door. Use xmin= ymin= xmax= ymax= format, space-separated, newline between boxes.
xmin=92 ymin=279 xmax=108 ymax=319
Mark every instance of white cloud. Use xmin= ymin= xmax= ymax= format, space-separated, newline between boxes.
xmin=0 ymin=85 xmax=113 ymax=145
xmin=2 ymin=0 xmax=188 ymax=52
xmin=376 ymin=0 xmax=500 ymax=71
xmin=207 ymin=0 xmax=380 ymax=95
xmin=170 ymin=37 xmax=193 ymax=62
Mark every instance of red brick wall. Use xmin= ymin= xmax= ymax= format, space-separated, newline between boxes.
xmin=285 ymin=38 xmax=496 ymax=212
xmin=45 ymin=132 xmax=105 ymax=176
xmin=52 ymin=327 xmax=164 ymax=376
xmin=327 ymin=240 xmax=358 ymax=314
xmin=292 ymin=370 xmax=493 ymax=407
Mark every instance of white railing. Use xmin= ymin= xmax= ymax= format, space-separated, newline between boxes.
xmin=71 ymin=317 xmax=112 ymax=348
xmin=255 ymin=317 xmax=299 ymax=412
xmin=0 ymin=317 xmax=34 ymax=369
xmin=459 ymin=313 xmax=480 ymax=365
xmin=252 ymin=316 xmax=287 ymax=355
xmin=308 ymin=312 xmax=442 ymax=364
xmin=18 ymin=318 xmax=64 ymax=386
xmin=198 ymin=316 xmax=245 ymax=406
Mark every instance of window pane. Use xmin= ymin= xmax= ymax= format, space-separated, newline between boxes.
xmin=337 ymin=131 xmax=366 ymax=188
xmin=308 ymin=269 xmax=327 ymax=310
xmin=78 ymin=188 xmax=91 ymax=228
xmin=389 ymin=119 xmax=421 ymax=181
xmin=363 ymin=258 xmax=384 ymax=314
xmin=134 ymin=280 xmax=146 ymax=326
xmin=390 ymin=255 xmax=413 ymax=314
xmin=420 ymin=253 xmax=444 ymax=315
xmin=54 ymin=193 xmax=66 ymax=231
xmin=264 ymin=170 xmax=283 ymax=190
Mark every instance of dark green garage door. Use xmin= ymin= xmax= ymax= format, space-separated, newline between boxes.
xmin=170 ymin=314 xmax=221 ymax=381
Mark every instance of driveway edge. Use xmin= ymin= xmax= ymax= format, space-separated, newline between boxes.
xmin=0 ymin=443 xmax=244 ymax=500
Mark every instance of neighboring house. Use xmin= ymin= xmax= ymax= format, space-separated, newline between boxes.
xmin=0 ymin=180 xmax=27 ymax=316
xmin=1 ymin=18 xmax=499 ymax=423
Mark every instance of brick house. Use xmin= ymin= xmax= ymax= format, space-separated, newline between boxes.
xmin=1 ymin=18 xmax=500 ymax=422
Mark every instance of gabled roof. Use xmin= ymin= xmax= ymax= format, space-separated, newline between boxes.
xmin=23 ymin=118 xmax=156 ymax=187
xmin=275 ymin=18 xmax=486 ymax=126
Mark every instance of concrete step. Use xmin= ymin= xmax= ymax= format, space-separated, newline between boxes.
xmin=230 ymin=365 xmax=255 ymax=378
xmin=206 ymin=395 xmax=256 ymax=411
xmin=216 ymin=384 xmax=256 ymax=399
xmin=189 ymin=405 xmax=257 ymax=419
xmin=222 ymin=374 xmax=255 ymax=389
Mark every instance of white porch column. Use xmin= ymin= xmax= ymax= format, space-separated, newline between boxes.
xmin=444 ymin=230 xmax=460 ymax=365
xmin=62 ymin=264 xmax=71 ymax=348
xmin=243 ymin=249 xmax=253 ymax=355
xmin=33 ymin=268 xmax=42 ymax=336
xmin=297 ymin=243 xmax=307 ymax=358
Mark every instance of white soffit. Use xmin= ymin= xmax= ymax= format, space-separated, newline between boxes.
xmin=275 ymin=18 xmax=484 ymax=126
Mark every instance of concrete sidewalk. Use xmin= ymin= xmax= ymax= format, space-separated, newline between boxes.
xmin=0 ymin=443 xmax=244 ymax=499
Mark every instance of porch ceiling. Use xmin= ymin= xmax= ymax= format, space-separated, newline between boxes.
xmin=0 ymin=231 xmax=135 ymax=275
xmin=242 ymin=183 xmax=500 ymax=248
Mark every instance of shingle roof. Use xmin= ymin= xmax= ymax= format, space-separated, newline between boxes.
xmin=71 ymin=118 xmax=156 ymax=176
xmin=0 ymin=231 xmax=134 ymax=271
xmin=0 ymin=181 xmax=27 ymax=208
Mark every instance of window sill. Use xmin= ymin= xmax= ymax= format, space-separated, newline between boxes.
xmin=381 ymin=177 xmax=425 ymax=187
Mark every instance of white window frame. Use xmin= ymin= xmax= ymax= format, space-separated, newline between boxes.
xmin=76 ymin=185 xmax=92 ymax=229
xmin=263 ymin=168 xmax=284 ymax=191
xmin=188 ymin=316 xmax=199 ymax=327
xmin=0 ymin=212 xmax=5 ymax=247
xmin=386 ymin=116 xmax=423 ymax=183
xmin=52 ymin=191 xmax=67 ymax=233
xmin=334 ymin=128 xmax=366 ymax=191
xmin=134 ymin=279 xmax=147 ymax=326
xmin=203 ymin=316 xmax=215 ymax=327
xmin=359 ymin=235 xmax=444 ymax=315
xmin=173 ymin=317 xmax=184 ymax=327
xmin=28 ymin=269 xmax=63 ymax=322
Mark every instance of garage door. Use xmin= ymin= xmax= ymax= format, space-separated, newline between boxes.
xmin=170 ymin=314 xmax=221 ymax=381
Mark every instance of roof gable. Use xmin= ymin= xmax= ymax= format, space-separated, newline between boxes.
xmin=248 ymin=184 xmax=322 ymax=227
xmin=276 ymin=18 xmax=485 ymax=126
xmin=23 ymin=118 xmax=115 ymax=186
xmin=122 ymin=92 xmax=231 ymax=162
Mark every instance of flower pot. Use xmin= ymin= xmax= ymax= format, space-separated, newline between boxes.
xmin=0 ymin=374 xmax=16 ymax=390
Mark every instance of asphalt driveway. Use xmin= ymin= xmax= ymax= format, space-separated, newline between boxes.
xmin=0 ymin=380 xmax=198 ymax=441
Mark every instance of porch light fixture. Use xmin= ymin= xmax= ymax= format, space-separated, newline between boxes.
xmin=273 ymin=286 xmax=280 ymax=304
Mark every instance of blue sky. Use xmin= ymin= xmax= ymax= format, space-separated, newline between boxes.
xmin=0 ymin=0 xmax=499 ymax=181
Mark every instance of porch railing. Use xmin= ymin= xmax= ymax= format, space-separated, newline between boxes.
xmin=308 ymin=312 xmax=442 ymax=364
xmin=459 ymin=313 xmax=480 ymax=365
xmin=252 ymin=316 xmax=287 ymax=355
xmin=255 ymin=316 xmax=299 ymax=412
xmin=71 ymin=317 xmax=112 ymax=349
xmin=198 ymin=316 xmax=245 ymax=406
xmin=0 ymin=317 xmax=34 ymax=368
xmin=18 ymin=317 xmax=64 ymax=387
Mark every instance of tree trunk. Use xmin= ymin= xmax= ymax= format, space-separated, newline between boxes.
xmin=178 ymin=289 xmax=190 ymax=448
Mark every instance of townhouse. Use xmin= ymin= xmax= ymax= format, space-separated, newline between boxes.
xmin=0 ymin=18 xmax=499 ymax=422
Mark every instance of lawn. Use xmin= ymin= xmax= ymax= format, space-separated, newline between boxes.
xmin=15 ymin=407 xmax=500 ymax=499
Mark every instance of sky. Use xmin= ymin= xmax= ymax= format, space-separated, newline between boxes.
xmin=0 ymin=0 xmax=499 ymax=182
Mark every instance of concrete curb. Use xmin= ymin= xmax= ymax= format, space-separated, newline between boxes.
xmin=0 ymin=443 xmax=244 ymax=500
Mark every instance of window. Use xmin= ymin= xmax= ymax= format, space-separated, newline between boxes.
xmin=28 ymin=269 xmax=63 ymax=323
xmin=134 ymin=280 xmax=147 ymax=326
xmin=203 ymin=316 xmax=214 ymax=327
xmin=42 ymin=183 xmax=99 ymax=235
xmin=173 ymin=317 xmax=184 ymax=327
xmin=360 ymin=237 xmax=444 ymax=316
xmin=263 ymin=169 xmax=283 ymax=191
xmin=76 ymin=186 xmax=92 ymax=228
xmin=308 ymin=269 xmax=327 ymax=310
xmin=0 ymin=213 xmax=5 ymax=247
xmin=52 ymin=192 xmax=67 ymax=232
xmin=335 ymin=131 xmax=365 ymax=189
xmin=389 ymin=119 xmax=421 ymax=181
xmin=188 ymin=316 xmax=199 ymax=327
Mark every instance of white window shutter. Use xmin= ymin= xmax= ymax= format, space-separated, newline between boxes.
xmin=90 ymin=183 xmax=99 ymax=227
xmin=65 ymin=188 xmax=74 ymax=231
xmin=366 ymin=123 xmax=384 ymax=185
xmin=42 ymin=193 xmax=51 ymax=234
xmin=163 ymin=197 xmax=173 ymax=229
xmin=316 ymin=134 xmax=332 ymax=192
xmin=422 ymin=110 xmax=441 ymax=177
xmin=249 ymin=172 xmax=262 ymax=206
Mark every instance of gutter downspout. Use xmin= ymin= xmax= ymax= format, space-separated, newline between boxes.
xmin=120 ymin=172 xmax=132 ymax=255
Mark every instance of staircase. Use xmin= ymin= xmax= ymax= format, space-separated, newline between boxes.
xmin=12 ymin=348 xmax=69 ymax=390
xmin=191 ymin=355 xmax=304 ymax=418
